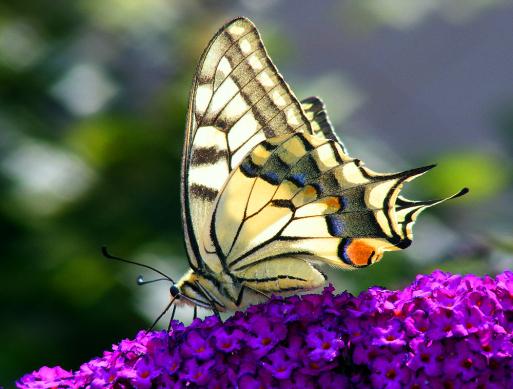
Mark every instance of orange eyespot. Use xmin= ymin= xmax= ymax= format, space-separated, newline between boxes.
xmin=325 ymin=197 xmax=340 ymax=210
xmin=345 ymin=239 xmax=377 ymax=266
xmin=304 ymin=185 xmax=317 ymax=196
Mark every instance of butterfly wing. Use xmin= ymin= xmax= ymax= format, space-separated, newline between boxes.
xmin=181 ymin=17 xmax=313 ymax=270
xmin=206 ymin=132 xmax=464 ymax=293
xmin=301 ymin=96 xmax=345 ymax=149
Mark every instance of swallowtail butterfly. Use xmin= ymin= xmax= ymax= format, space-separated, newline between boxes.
xmin=108 ymin=17 xmax=467 ymax=319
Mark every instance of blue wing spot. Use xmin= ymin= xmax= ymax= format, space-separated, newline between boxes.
xmin=339 ymin=196 xmax=348 ymax=211
xmin=338 ymin=238 xmax=353 ymax=265
xmin=289 ymin=173 xmax=306 ymax=187
xmin=311 ymin=182 xmax=322 ymax=194
xmin=326 ymin=214 xmax=344 ymax=237
xmin=240 ymin=160 xmax=259 ymax=177
xmin=262 ymin=171 xmax=280 ymax=185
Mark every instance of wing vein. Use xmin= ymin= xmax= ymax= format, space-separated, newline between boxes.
xmin=209 ymin=62 xmax=273 ymax=127
xmin=196 ymin=28 xmax=255 ymax=129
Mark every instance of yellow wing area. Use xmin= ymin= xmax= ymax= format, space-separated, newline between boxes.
xmin=235 ymin=256 xmax=327 ymax=294
xmin=181 ymin=17 xmax=314 ymax=270
xmin=207 ymin=132 xmax=466 ymax=285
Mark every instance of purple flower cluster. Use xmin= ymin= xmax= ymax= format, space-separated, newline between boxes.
xmin=17 ymin=270 xmax=513 ymax=388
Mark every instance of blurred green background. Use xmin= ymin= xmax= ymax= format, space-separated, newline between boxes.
xmin=1 ymin=0 xmax=512 ymax=384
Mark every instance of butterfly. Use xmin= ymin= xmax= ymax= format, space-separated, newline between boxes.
xmin=104 ymin=17 xmax=467 ymax=321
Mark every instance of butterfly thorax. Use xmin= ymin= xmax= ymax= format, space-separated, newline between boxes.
xmin=175 ymin=267 xmax=259 ymax=312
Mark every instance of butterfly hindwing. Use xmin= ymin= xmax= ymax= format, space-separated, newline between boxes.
xmin=208 ymin=132 xmax=460 ymax=284
xmin=235 ymin=256 xmax=327 ymax=294
xmin=301 ymin=96 xmax=345 ymax=150
xmin=182 ymin=17 xmax=313 ymax=270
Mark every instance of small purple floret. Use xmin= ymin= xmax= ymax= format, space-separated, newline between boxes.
xmin=16 ymin=270 xmax=513 ymax=387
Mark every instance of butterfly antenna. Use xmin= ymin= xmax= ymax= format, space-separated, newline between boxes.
xmin=101 ymin=246 xmax=175 ymax=283
xmin=136 ymin=275 xmax=171 ymax=286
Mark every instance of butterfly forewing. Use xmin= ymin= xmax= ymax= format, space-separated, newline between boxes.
xmin=182 ymin=17 xmax=314 ymax=270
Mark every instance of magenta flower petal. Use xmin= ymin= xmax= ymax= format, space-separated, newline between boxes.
xmin=213 ymin=328 xmax=244 ymax=353
xmin=372 ymin=318 xmax=407 ymax=348
xmin=262 ymin=348 xmax=298 ymax=379
xmin=305 ymin=326 xmax=344 ymax=361
xmin=182 ymin=330 xmax=214 ymax=360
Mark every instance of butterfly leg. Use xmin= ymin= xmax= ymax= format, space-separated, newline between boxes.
xmin=212 ymin=305 xmax=221 ymax=320
xmin=148 ymin=299 xmax=174 ymax=333
xmin=167 ymin=304 xmax=177 ymax=333
xmin=193 ymin=305 xmax=198 ymax=320
xmin=235 ymin=284 xmax=272 ymax=307
xmin=194 ymin=280 xmax=222 ymax=321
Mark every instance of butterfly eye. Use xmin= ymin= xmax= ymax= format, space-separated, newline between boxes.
xmin=170 ymin=285 xmax=180 ymax=298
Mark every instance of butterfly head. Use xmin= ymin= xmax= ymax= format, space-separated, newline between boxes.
xmin=173 ymin=270 xmax=220 ymax=310
xmin=170 ymin=284 xmax=180 ymax=298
